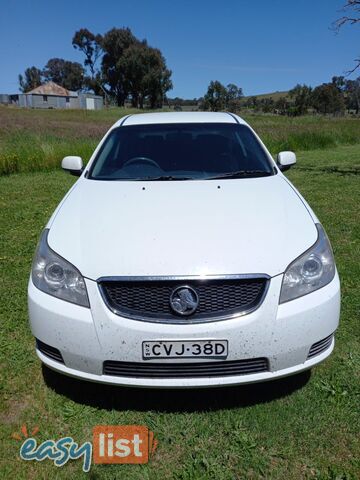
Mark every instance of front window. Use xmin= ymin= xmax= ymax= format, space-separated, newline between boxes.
xmin=89 ymin=123 xmax=274 ymax=181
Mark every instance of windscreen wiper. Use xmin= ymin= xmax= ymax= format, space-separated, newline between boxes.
xmin=205 ymin=170 xmax=273 ymax=180
xmin=141 ymin=175 xmax=194 ymax=181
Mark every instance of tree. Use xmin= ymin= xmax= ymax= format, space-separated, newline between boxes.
xmin=258 ymin=97 xmax=275 ymax=113
xmin=332 ymin=75 xmax=346 ymax=91
xmin=120 ymin=42 xmax=172 ymax=108
xmin=42 ymin=58 xmax=85 ymax=91
xmin=226 ymin=83 xmax=243 ymax=111
xmin=334 ymin=0 xmax=360 ymax=29
xmin=18 ymin=66 xmax=42 ymax=92
xmin=202 ymin=81 xmax=228 ymax=111
xmin=333 ymin=1 xmax=360 ymax=73
xmin=244 ymin=96 xmax=258 ymax=109
xmin=100 ymin=28 xmax=172 ymax=108
xmin=100 ymin=28 xmax=138 ymax=106
xmin=72 ymin=28 xmax=103 ymax=95
xmin=141 ymin=47 xmax=172 ymax=109
xmin=289 ymin=84 xmax=313 ymax=115
xmin=344 ymin=77 xmax=360 ymax=112
xmin=274 ymin=96 xmax=290 ymax=115
xmin=311 ymin=83 xmax=346 ymax=115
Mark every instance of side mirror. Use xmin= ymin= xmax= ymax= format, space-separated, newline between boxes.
xmin=61 ymin=156 xmax=84 ymax=176
xmin=277 ymin=151 xmax=296 ymax=172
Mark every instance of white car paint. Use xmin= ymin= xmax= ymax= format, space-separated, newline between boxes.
xmin=47 ymin=175 xmax=317 ymax=279
xmin=28 ymin=112 xmax=340 ymax=388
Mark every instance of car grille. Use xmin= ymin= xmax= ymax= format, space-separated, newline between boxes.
xmin=308 ymin=334 xmax=334 ymax=359
xmin=36 ymin=339 xmax=64 ymax=363
xmin=103 ymin=358 xmax=269 ymax=378
xmin=99 ymin=276 xmax=268 ymax=323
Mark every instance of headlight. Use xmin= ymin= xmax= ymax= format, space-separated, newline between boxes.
xmin=279 ymin=223 xmax=335 ymax=303
xmin=31 ymin=229 xmax=90 ymax=307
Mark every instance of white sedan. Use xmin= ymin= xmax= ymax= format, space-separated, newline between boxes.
xmin=28 ymin=112 xmax=340 ymax=387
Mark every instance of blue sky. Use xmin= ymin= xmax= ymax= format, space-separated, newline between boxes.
xmin=0 ymin=0 xmax=358 ymax=97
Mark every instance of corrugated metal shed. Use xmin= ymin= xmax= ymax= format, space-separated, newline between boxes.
xmin=0 ymin=81 xmax=103 ymax=109
xmin=0 ymin=94 xmax=9 ymax=104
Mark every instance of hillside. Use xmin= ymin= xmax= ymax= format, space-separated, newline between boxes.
xmin=244 ymin=90 xmax=289 ymax=100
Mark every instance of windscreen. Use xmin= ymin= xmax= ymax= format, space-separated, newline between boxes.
xmin=89 ymin=123 xmax=274 ymax=180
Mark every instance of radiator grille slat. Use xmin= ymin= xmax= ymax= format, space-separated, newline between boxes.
xmin=103 ymin=358 xmax=269 ymax=378
xmin=99 ymin=277 xmax=268 ymax=323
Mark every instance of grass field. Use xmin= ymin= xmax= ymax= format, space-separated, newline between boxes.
xmin=1 ymin=106 xmax=360 ymax=175
xmin=0 ymin=109 xmax=359 ymax=479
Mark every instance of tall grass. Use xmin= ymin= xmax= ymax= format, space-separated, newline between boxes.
xmin=0 ymin=131 xmax=97 ymax=175
xmin=248 ymin=114 xmax=360 ymax=152
xmin=0 ymin=106 xmax=360 ymax=175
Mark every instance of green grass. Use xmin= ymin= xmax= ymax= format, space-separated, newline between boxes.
xmin=1 ymin=107 xmax=360 ymax=175
xmin=247 ymin=114 xmax=360 ymax=152
xmin=0 ymin=144 xmax=359 ymax=479
xmin=0 ymin=106 xmax=140 ymax=175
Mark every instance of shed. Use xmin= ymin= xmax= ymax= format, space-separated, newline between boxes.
xmin=2 ymin=81 xmax=104 ymax=110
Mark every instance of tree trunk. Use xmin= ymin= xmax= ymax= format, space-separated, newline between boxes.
xmin=131 ymin=93 xmax=139 ymax=108
xmin=116 ymin=90 xmax=126 ymax=107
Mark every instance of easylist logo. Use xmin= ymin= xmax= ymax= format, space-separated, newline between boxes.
xmin=93 ymin=425 xmax=158 ymax=465
xmin=15 ymin=424 xmax=157 ymax=472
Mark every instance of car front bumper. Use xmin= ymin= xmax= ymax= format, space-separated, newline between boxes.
xmin=28 ymin=272 xmax=340 ymax=388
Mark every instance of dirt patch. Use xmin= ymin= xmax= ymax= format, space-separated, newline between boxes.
xmin=0 ymin=396 xmax=31 ymax=425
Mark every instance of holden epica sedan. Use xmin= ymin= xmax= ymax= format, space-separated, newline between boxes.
xmin=28 ymin=112 xmax=340 ymax=388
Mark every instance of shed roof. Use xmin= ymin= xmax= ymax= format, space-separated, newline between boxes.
xmin=27 ymin=81 xmax=77 ymax=96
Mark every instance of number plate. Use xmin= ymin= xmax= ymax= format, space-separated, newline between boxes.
xmin=142 ymin=340 xmax=228 ymax=359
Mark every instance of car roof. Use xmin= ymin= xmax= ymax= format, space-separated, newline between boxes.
xmin=112 ymin=111 xmax=248 ymax=128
